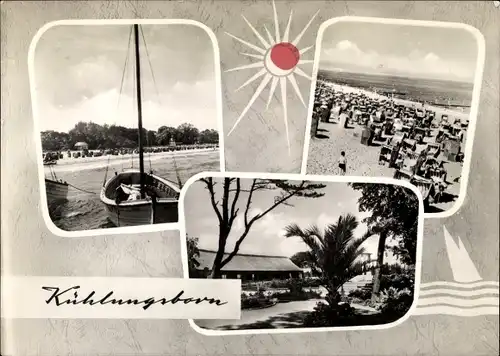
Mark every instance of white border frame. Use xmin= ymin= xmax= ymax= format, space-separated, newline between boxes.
xmin=300 ymin=16 xmax=486 ymax=219
xmin=178 ymin=171 xmax=425 ymax=336
xmin=28 ymin=19 xmax=226 ymax=238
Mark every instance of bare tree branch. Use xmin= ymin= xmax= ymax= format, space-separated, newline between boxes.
xmin=200 ymin=177 xmax=223 ymax=224
xmin=221 ymin=181 xmax=308 ymax=268
xmin=221 ymin=178 xmax=230 ymax=226
xmin=204 ymin=177 xmax=326 ymax=277
xmin=228 ymin=178 xmax=241 ymax=227
xmin=243 ymin=179 xmax=257 ymax=226
xmin=249 ymin=181 xmax=306 ymax=224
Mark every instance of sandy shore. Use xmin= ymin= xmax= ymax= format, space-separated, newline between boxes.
xmin=45 ymin=148 xmax=219 ymax=173
xmin=307 ymin=121 xmax=464 ymax=212
xmin=323 ymin=82 xmax=470 ymax=120
xmin=308 ymin=83 xmax=469 ymax=213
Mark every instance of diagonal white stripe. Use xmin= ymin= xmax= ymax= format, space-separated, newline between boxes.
xmin=235 ymin=68 xmax=267 ymax=92
xmin=272 ymin=0 xmax=281 ymax=43
xmin=228 ymin=74 xmax=273 ymax=136
xmin=292 ymin=10 xmax=320 ymax=47
xmin=242 ymin=15 xmax=271 ymax=49
xmin=226 ymin=61 xmax=264 ymax=73
xmin=282 ymin=11 xmax=293 ymax=42
xmin=299 ymin=45 xmax=314 ymax=55
xmin=280 ymin=77 xmax=291 ymax=155
xmin=266 ymin=76 xmax=279 ymax=110
xmin=225 ymin=32 xmax=266 ymax=54
xmin=288 ymin=73 xmax=306 ymax=107
xmin=294 ymin=66 xmax=312 ymax=81
xmin=264 ymin=25 xmax=276 ymax=46
xmin=240 ymin=52 xmax=264 ymax=60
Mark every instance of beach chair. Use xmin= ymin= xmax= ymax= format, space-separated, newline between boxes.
xmin=378 ymin=145 xmax=392 ymax=165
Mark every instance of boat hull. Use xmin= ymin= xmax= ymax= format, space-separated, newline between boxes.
xmin=100 ymin=170 xmax=180 ymax=227
xmin=102 ymin=200 xmax=178 ymax=227
xmin=45 ymin=178 xmax=69 ymax=205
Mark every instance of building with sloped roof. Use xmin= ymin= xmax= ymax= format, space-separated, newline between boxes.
xmin=74 ymin=141 xmax=89 ymax=150
xmin=196 ymin=249 xmax=303 ymax=281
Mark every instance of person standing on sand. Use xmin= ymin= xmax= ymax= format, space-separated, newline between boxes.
xmin=338 ymin=151 xmax=347 ymax=175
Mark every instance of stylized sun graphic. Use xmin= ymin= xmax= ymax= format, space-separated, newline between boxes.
xmin=225 ymin=1 xmax=319 ymax=153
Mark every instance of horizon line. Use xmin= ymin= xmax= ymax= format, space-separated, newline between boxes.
xmin=317 ymin=66 xmax=475 ymax=85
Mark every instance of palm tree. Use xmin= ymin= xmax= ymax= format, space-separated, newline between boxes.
xmin=284 ymin=213 xmax=375 ymax=308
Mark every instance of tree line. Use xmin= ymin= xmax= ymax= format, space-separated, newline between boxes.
xmin=41 ymin=121 xmax=219 ymax=152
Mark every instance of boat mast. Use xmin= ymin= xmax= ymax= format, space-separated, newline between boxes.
xmin=133 ymin=24 xmax=146 ymax=199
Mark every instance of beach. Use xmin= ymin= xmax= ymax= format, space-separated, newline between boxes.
xmin=44 ymin=148 xmax=220 ymax=231
xmin=307 ymin=83 xmax=468 ymax=213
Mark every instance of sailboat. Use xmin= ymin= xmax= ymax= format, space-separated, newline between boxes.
xmin=45 ymin=178 xmax=69 ymax=208
xmin=100 ymin=24 xmax=180 ymax=227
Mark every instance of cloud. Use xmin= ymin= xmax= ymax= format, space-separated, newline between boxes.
xmin=34 ymin=24 xmax=218 ymax=132
xmin=321 ymin=39 xmax=473 ymax=81
xmin=424 ymin=52 xmax=440 ymax=62
xmin=335 ymin=40 xmax=362 ymax=54
xmin=194 ymin=207 xmax=398 ymax=264
xmin=38 ymin=79 xmax=218 ymax=132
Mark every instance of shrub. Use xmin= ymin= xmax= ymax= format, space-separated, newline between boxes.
xmin=378 ymin=287 xmax=414 ymax=318
xmin=242 ymin=278 xmax=322 ymax=292
xmin=241 ymin=293 xmax=275 ymax=310
xmin=303 ymin=301 xmax=355 ymax=327
xmin=270 ymin=288 xmax=322 ymax=303
xmin=285 ymin=278 xmax=305 ymax=293
xmin=380 ymin=271 xmax=414 ymax=292
xmin=348 ymin=286 xmax=372 ymax=301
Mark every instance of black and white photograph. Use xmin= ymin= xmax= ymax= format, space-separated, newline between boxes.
xmin=182 ymin=175 xmax=422 ymax=331
xmin=304 ymin=19 xmax=482 ymax=214
xmin=32 ymin=22 xmax=222 ymax=232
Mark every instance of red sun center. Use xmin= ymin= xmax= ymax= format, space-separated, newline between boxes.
xmin=270 ymin=42 xmax=300 ymax=70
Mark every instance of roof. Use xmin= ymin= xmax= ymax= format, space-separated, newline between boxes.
xmin=197 ymin=249 xmax=303 ymax=272
xmin=74 ymin=142 xmax=88 ymax=146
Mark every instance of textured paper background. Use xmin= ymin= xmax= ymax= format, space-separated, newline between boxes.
xmin=1 ymin=1 xmax=498 ymax=355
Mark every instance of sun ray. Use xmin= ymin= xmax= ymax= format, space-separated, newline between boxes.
xmin=266 ymin=76 xmax=279 ymax=110
xmin=299 ymin=46 xmax=314 ymax=55
xmin=293 ymin=66 xmax=312 ymax=81
xmin=282 ymin=11 xmax=293 ymax=42
xmin=291 ymin=10 xmax=320 ymax=47
xmin=226 ymin=1 xmax=319 ymax=151
xmin=228 ymin=74 xmax=273 ymax=136
xmin=279 ymin=77 xmax=291 ymax=155
xmin=225 ymin=32 xmax=266 ymax=54
xmin=287 ymin=73 xmax=306 ymax=107
xmin=240 ymin=52 xmax=264 ymax=60
xmin=272 ymin=0 xmax=281 ymax=43
xmin=235 ymin=68 xmax=267 ymax=92
xmin=264 ymin=25 xmax=276 ymax=46
xmin=242 ymin=15 xmax=271 ymax=49
xmin=225 ymin=62 xmax=265 ymax=73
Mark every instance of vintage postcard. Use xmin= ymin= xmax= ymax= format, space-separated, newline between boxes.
xmin=1 ymin=1 xmax=498 ymax=356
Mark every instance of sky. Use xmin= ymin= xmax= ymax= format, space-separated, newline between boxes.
xmin=33 ymin=24 xmax=219 ymax=133
xmin=184 ymin=179 xmax=405 ymax=264
xmin=319 ymin=22 xmax=478 ymax=82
